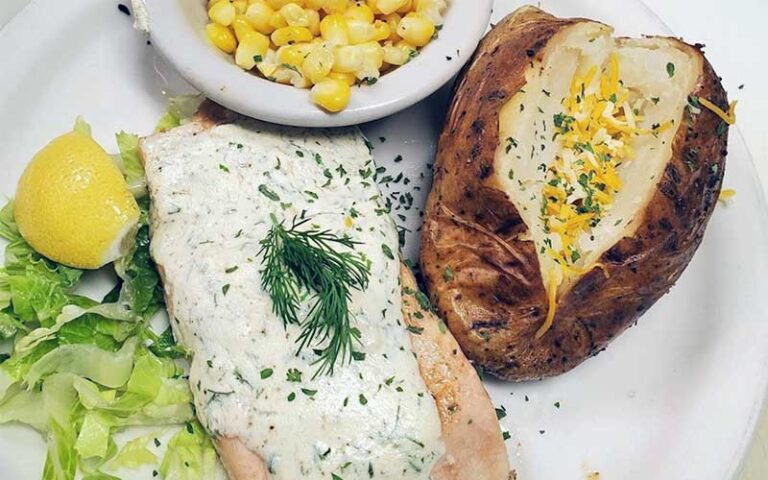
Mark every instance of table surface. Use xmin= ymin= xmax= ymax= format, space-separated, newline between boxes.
xmin=1 ymin=0 xmax=766 ymax=478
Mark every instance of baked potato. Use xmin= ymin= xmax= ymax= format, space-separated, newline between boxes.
xmin=421 ymin=6 xmax=732 ymax=381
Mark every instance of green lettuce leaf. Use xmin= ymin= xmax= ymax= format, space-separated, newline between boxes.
xmin=109 ymin=433 xmax=159 ymax=469
xmin=155 ymin=95 xmax=203 ymax=133
xmin=25 ymin=337 xmax=138 ymax=389
xmin=0 ymin=311 xmax=27 ymax=339
xmin=0 ymin=201 xmax=19 ymax=242
xmin=15 ymin=303 xmax=139 ymax=355
xmin=41 ymin=374 xmax=80 ymax=480
xmin=75 ymin=411 xmax=112 ymax=459
xmin=0 ymin=383 xmax=46 ymax=431
xmin=114 ymin=220 xmax=163 ymax=318
xmin=160 ymin=421 xmax=218 ymax=480
xmin=147 ymin=327 xmax=187 ymax=359
xmin=115 ymin=132 xmax=147 ymax=198
xmin=73 ymin=117 xmax=92 ymax=137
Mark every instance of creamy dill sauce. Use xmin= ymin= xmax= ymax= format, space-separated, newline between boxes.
xmin=143 ymin=120 xmax=445 ymax=479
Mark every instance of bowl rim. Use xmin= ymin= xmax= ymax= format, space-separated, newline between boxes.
xmin=142 ymin=0 xmax=494 ymax=127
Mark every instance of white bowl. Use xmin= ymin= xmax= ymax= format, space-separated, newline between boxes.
xmin=137 ymin=0 xmax=493 ymax=127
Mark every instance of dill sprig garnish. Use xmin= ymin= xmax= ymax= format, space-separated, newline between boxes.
xmin=258 ymin=215 xmax=371 ymax=377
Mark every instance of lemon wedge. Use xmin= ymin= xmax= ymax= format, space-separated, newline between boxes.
xmin=14 ymin=130 xmax=140 ymax=269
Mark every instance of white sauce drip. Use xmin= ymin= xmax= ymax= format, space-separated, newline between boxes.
xmin=143 ymin=120 xmax=445 ymax=480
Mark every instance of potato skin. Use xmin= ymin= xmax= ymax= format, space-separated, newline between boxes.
xmin=420 ymin=6 xmax=729 ymax=381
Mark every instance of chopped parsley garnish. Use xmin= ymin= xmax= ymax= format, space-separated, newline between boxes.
xmin=505 ymin=137 xmax=519 ymax=153
xmin=495 ymin=405 xmax=507 ymax=420
xmin=443 ymin=266 xmax=454 ymax=281
xmin=415 ymin=292 xmax=431 ymax=310
xmin=406 ymin=325 xmax=424 ymax=335
xmin=286 ymin=368 xmax=303 ymax=382
xmin=260 ymin=368 xmax=273 ymax=379
xmin=258 ymin=184 xmax=280 ymax=202
xmin=351 ymin=351 xmax=366 ymax=361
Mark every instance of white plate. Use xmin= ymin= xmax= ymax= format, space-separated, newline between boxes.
xmin=1 ymin=1 xmax=767 ymax=479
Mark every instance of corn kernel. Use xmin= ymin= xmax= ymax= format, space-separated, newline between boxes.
xmin=357 ymin=41 xmax=384 ymax=80
xmin=232 ymin=0 xmax=249 ymax=13
xmin=415 ymin=0 xmax=447 ymax=25
xmin=209 ymin=0 xmax=229 ymax=6
xmin=328 ymin=71 xmax=357 ymax=85
xmin=344 ymin=4 xmax=375 ymax=23
xmin=372 ymin=20 xmax=391 ymax=41
xmin=305 ymin=0 xmax=324 ymax=8
xmin=257 ymin=49 xmax=279 ymax=77
xmin=269 ymin=12 xmax=289 ymax=29
xmin=302 ymin=46 xmax=334 ymax=83
xmin=311 ymin=78 xmax=351 ymax=112
xmin=209 ymin=1 xmax=237 ymax=26
xmin=376 ymin=0 xmax=407 ymax=15
xmin=397 ymin=13 xmax=434 ymax=47
xmin=323 ymin=0 xmax=347 ymax=14
xmin=266 ymin=0 xmax=303 ymax=8
xmin=360 ymin=41 xmax=384 ymax=64
xmin=320 ymin=14 xmax=350 ymax=46
xmin=235 ymin=31 xmax=270 ymax=69
xmin=232 ymin=14 xmax=255 ymax=41
xmin=245 ymin=2 xmax=276 ymax=33
xmin=396 ymin=0 xmax=413 ymax=13
xmin=279 ymin=3 xmax=310 ymax=27
xmin=382 ymin=43 xmax=409 ymax=65
xmin=366 ymin=0 xmax=380 ymax=14
xmin=206 ymin=23 xmax=238 ymax=53
xmin=333 ymin=45 xmax=363 ymax=73
xmin=306 ymin=9 xmax=321 ymax=35
xmin=385 ymin=13 xmax=402 ymax=41
xmin=271 ymin=26 xmax=313 ymax=46
xmin=395 ymin=39 xmax=416 ymax=54
xmin=272 ymin=65 xmax=311 ymax=88
xmin=277 ymin=43 xmax=314 ymax=67
xmin=347 ymin=20 xmax=376 ymax=44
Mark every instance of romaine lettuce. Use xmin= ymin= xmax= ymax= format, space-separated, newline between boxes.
xmin=0 ymin=119 xmax=217 ymax=479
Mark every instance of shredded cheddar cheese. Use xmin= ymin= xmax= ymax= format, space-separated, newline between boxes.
xmin=535 ymin=53 xmax=671 ymax=337
xmin=536 ymin=273 xmax=560 ymax=339
xmin=698 ymin=97 xmax=737 ymax=125
xmin=719 ymin=188 xmax=736 ymax=201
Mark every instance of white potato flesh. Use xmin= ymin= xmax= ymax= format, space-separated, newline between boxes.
xmin=495 ymin=22 xmax=702 ymax=294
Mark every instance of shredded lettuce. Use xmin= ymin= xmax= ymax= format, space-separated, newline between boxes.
xmin=115 ymin=132 xmax=147 ymax=198
xmin=73 ymin=116 xmax=92 ymax=137
xmin=160 ymin=421 xmax=218 ymax=480
xmin=109 ymin=433 xmax=159 ymax=469
xmin=154 ymin=95 xmax=203 ymax=133
xmin=0 ymin=121 xmax=216 ymax=478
